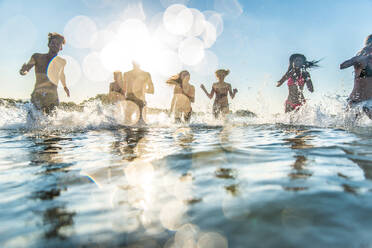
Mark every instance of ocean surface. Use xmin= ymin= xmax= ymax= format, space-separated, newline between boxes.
xmin=0 ymin=99 xmax=372 ymax=248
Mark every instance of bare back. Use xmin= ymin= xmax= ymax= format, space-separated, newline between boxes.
xmin=123 ymin=69 xmax=153 ymax=101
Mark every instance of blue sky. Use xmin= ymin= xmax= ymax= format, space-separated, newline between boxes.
xmin=0 ymin=0 xmax=371 ymax=114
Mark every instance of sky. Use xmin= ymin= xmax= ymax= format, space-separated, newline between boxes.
xmin=0 ymin=0 xmax=371 ymax=114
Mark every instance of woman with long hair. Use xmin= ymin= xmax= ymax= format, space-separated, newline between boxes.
xmin=201 ymin=69 xmax=237 ymax=118
xmin=277 ymin=54 xmax=318 ymax=113
xmin=166 ymin=70 xmax=195 ymax=123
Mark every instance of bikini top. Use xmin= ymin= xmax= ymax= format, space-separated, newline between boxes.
xmin=287 ymin=76 xmax=305 ymax=87
xmin=214 ymin=84 xmax=229 ymax=98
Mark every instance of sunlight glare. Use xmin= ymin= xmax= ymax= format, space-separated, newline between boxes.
xmin=202 ymin=20 xmax=217 ymax=48
xmin=60 ymin=55 xmax=82 ymax=86
xmin=163 ymin=4 xmax=194 ymax=36
xmin=178 ymin=37 xmax=205 ymax=65
xmin=83 ymin=52 xmax=111 ymax=82
xmin=186 ymin=8 xmax=206 ymax=37
xmin=63 ymin=15 xmax=97 ymax=49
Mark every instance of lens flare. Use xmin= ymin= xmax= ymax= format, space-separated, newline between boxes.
xmin=82 ymin=52 xmax=111 ymax=82
xmin=174 ymin=223 xmax=199 ymax=247
xmin=186 ymin=8 xmax=206 ymax=37
xmin=63 ymin=15 xmax=97 ymax=49
xmin=202 ymin=20 xmax=217 ymax=48
xmin=213 ymin=0 xmax=243 ymax=19
xmin=163 ymin=4 xmax=193 ymax=36
xmin=100 ymin=41 xmax=130 ymax=72
xmin=204 ymin=11 xmax=224 ymax=37
xmin=191 ymin=50 xmax=219 ymax=76
xmin=197 ymin=232 xmax=228 ymax=248
xmin=59 ymin=55 xmax=82 ymax=86
xmin=117 ymin=100 xmax=141 ymax=126
xmin=90 ymin=29 xmax=115 ymax=51
xmin=160 ymin=200 xmax=187 ymax=230
xmin=47 ymin=56 xmax=67 ymax=86
xmin=154 ymin=25 xmax=183 ymax=51
xmin=178 ymin=37 xmax=205 ymax=65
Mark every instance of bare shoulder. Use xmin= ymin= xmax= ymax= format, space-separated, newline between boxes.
xmin=32 ymin=53 xmax=41 ymax=60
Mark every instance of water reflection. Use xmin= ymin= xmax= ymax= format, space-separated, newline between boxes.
xmin=29 ymin=135 xmax=75 ymax=240
xmin=111 ymin=127 xmax=148 ymax=162
xmin=283 ymin=130 xmax=313 ymax=191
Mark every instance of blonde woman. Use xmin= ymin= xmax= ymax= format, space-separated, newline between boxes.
xmin=166 ymin=70 xmax=195 ymax=123
xmin=201 ymin=69 xmax=237 ymax=118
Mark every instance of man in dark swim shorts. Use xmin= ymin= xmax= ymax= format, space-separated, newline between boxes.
xmin=20 ymin=32 xmax=70 ymax=114
xmin=123 ymin=61 xmax=154 ymax=125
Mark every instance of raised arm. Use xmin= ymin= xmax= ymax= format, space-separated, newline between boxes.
xmin=200 ymin=84 xmax=215 ymax=99
xmin=20 ymin=54 xmax=36 ymax=76
xmin=228 ymin=84 xmax=237 ymax=99
xmin=146 ymin=73 xmax=154 ymax=94
xmin=340 ymin=55 xmax=369 ymax=70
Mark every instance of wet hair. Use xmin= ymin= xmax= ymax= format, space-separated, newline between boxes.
xmin=215 ymin=69 xmax=230 ymax=79
xmin=357 ymin=35 xmax=372 ymax=56
xmin=48 ymin=32 xmax=66 ymax=45
xmin=365 ymin=34 xmax=372 ymax=46
xmin=286 ymin=53 xmax=319 ymax=73
xmin=168 ymin=70 xmax=190 ymax=87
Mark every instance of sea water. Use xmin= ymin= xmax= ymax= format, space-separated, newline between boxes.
xmin=0 ymin=98 xmax=371 ymax=248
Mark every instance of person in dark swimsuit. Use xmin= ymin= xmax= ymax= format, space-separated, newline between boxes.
xmin=108 ymin=71 xmax=125 ymax=102
xmin=123 ymin=61 xmax=154 ymax=125
xmin=20 ymin=33 xmax=70 ymax=114
xmin=166 ymin=70 xmax=195 ymax=123
xmin=340 ymin=34 xmax=372 ymax=120
xmin=201 ymin=69 xmax=237 ymax=118
xmin=277 ymin=54 xmax=318 ymax=113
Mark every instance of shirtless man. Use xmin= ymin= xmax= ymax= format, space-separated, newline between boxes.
xmin=201 ymin=69 xmax=237 ymax=118
xmin=340 ymin=34 xmax=372 ymax=120
xmin=20 ymin=32 xmax=70 ymax=114
xmin=123 ymin=61 xmax=154 ymax=125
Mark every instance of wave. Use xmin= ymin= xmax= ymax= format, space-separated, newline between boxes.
xmin=0 ymin=95 xmax=371 ymax=133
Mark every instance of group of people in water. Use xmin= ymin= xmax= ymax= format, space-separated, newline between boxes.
xmin=19 ymin=32 xmax=372 ymax=125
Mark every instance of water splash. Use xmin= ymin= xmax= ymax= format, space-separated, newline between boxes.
xmin=0 ymin=95 xmax=371 ymax=133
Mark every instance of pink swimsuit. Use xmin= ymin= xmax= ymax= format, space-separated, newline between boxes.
xmin=286 ymin=76 xmax=306 ymax=109
xmin=287 ymin=76 xmax=305 ymax=87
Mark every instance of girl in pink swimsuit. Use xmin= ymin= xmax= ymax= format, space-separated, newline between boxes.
xmin=277 ymin=54 xmax=318 ymax=113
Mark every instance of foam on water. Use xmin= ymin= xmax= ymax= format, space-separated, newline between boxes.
xmin=0 ymin=95 xmax=371 ymax=133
